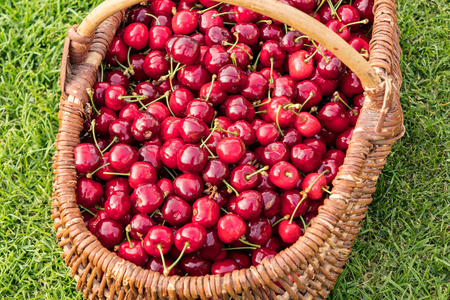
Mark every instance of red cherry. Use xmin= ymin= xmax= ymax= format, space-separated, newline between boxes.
xmin=134 ymin=82 xmax=161 ymax=104
xmin=118 ymin=239 xmax=149 ymax=267
xmin=192 ymin=197 xmax=220 ymax=228
xmin=105 ymin=70 xmax=129 ymax=90
xmin=245 ymin=217 xmax=272 ymax=245
xmin=229 ymin=164 xmax=261 ymax=193
xmin=177 ymin=64 xmax=212 ymax=90
xmin=290 ymin=143 xmax=322 ymax=173
xmin=149 ymin=25 xmax=173 ymax=50
xmin=288 ymin=50 xmax=314 ymax=81
xmin=169 ymin=88 xmax=195 ymax=118
xmin=217 ymin=214 xmax=246 ymax=244
xmin=157 ymin=178 xmax=175 ymax=198
xmin=203 ymin=45 xmax=231 ymax=74
xmin=108 ymin=118 xmax=134 ymax=144
xmin=202 ymin=159 xmax=230 ymax=186
xmin=143 ymin=225 xmax=174 ymax=257
xmin=216 ymin=137 xmax=246 ymax=164
xmin=129 ymin=213 xmax=156 ymax=240
xmin=180 ymin=253 xmax=211 ymax=276
xmin=76 ymin=177 xmax=103 ymax=208
xmin=269 ymin=161 xmax=299 ymax=190
xmin=104 ymin=177 xmax=132 ymax=198
xmin=198 ymin=229 xmax=224 ymax=260
xmin=217 ymin=64 xmax=248 ymax=93
xmin=105 ymin=191 xmax=131 ymax=220
xmin=336 ymin=127 xmax=354 ymax=151
xmin=205 ymin=26 xmax=232 ymax=47
xmin=104 ymin=85 xmax=127 ymax=111
xmin=198 ymin=10 xmax=224 ymax=34
xmin=74 ymin=143 xmax=102 ymax=174
xmin=280 ymin=190 xmax=310 ymax=219
xmin=174 ymin=223 xmax=207 ymax=253
xmin=105 ymin=37 xmax=128 ymax=65
xmin=234 ymin=190 xmax=263 ymax=220
xmin=301 ymin=172 xmax=328 ymax=200
xmin=252 ymin=247 xmax=277 ymax=266
xmin=278 ymin=220 xmax=302 ymax=243
xmin=261 ymin=190 xmax=281 ymax=218
xmin=131 ymin=183 xmax=164 ymax=214
xmin=167 ymin=35 xmax=200 ymax=65
xmin=186 ymin=99 xmax=215 ymax=124
xmin=160 ymin=138 xmax=185 ymax=169
xmin=143 ymin=50 xmax=170 ymax=80
xmin=161 ymin=195 xmax=192 ymax=226
xmin=294 ymin=80 xmax=323 ymax=110
xmin=119 ymin=103 xmax=140 ymax=121
xmin=109 ymin=143 xmax=139 ymax=173
xmin=260 ymin=142 xmax=289 ymax=167
xmin=256 ymin=123 xmax=280 ymax=146
xmin=128 ymin=162 xmax=157 ymax=189
xmin=267 ymin=96 xmax=296 ymax=128
xmin=317 ymin=102 xmax=350 ymax=133
xmin=172 ymin=10 xmax=198 ymax=35
xmin=173 ymin=173 xmax=204 ymax=202
xmin=231 ymin=22 xmax=260 ymax=46
xmin=280 ymin=128 xmax=302 ymax=149
xmin=340 ymin=71 xmax=364 ymax=98
xmin=199 ymin=81 xmax=227 ymax=106
xmin=177 ymin=144 xmax=208 ymax=174
xmin=317 ymin=158 xmax=340 ymax=185
xmin=294 ymin=112 xmax=322 ymax=138
xmin=180 ymin=116 xmax=209 ymax=143
xmin=211 ymin=259 xmax=240 ymax=275
xmin=228 ymin=251 xmax=251 ymax=269
xmin=95 ymin=219 xmax=124 ymax=249
xmin=123 ymin=22 xmax=149 ymax=50
xmin=241 ymin=72 xmax=269 ymax=101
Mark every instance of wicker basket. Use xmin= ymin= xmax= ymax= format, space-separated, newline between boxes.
xmin=52 ymin=0 xmax=404 ymax=299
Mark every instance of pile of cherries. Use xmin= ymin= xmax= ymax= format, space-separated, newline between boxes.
xmin=74 ymin=0 xmax=373 ymax=277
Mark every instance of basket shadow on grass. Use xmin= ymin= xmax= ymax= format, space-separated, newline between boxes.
xmin=0 ymin=0 xmax=448 ymax=299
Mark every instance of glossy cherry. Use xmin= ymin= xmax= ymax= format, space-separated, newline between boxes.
xmin=74 ymin=143 xmax=102 ymax=174
xmin=269 ymin=161 xmax=299 ymax=190
xmin=131 ymin=183 xmax=164 ymax=214
xmin=161 ymin=195 xmax=192 ymax=226
xmin=95 ymin=219 xmax=124 ymax=249
xmin=216 ymin=137 xmax=246 ymax=164
xmin=211 ymin=259 xmax=240 ymax=276
xmin=173 ymin=173 xmax=204 ymax=202
xmin=217 ymin=214 xmax=246 ymax=244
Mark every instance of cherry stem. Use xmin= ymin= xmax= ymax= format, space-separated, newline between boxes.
xmin=165 ymin=242 xmax=189 ymax=276
xmin=212 ymin=11 xmax=237 ymax=18
xmin=118 ymin=94 xmax=148 ymax=102
xmin=314 ymin=0 xmax=326 ymax=16
xmin=311 ymin=40 xmax=329 ymax=63
xmin=90 ymin=120 xmax=101 ymax=153
xmin=95 ymin=206 xmax=105 ymax=211
xmin=198 ymin=2 xmax=222 ymax=14
xmin=250 ymin=50 xmax=261 ymax=71
xmin=253 ymin=100 xmax=270 ymax=108
xmin=294 ymin=35 xmax=310 ymax=43
xmin=338 ymin=19 xmax=369 ymax=32
xmin=321 ymin=186 xmax=332 ymax=194
xmin=145 ymin=13 xmax=160 ymax=25
xmin=141 ymin=91 xmax=172 ymax=110
xmin=223 ymin=22 xmax=237 ymax=26
xmin=203 ymin=142 xmax=218 ymax=159
xmin=157 ymin=244 xmax=167 ymax=273
xmin=222 ymin=179 xmax=239 ymax=197
xmin=86 ymin=163 xmax=111 ymax=179
xmin=78 ymin=205 xmax=97 ymax=217
xmin=275 ymin=105 xmax=285 ymax=137
xmin=238 ymin=237 xmax=261 ymax=249
xmin=163 ymin=166 xmax=176 ymax=180
xmin=221 ymin=207 xmax=230 ymax=214
xmin=200 ymin=124 xmax=217 ymax=148
xmin=245 ymin=166 xmax=269 ymax=180
xmin=101 ymin=136 xmax=118 ymax=154
xmin=165 ymin=92 xmax=176 ymax=117
xmin=204 ymin=75 xmax=217 ymax=103
xmin=231 ymin=52 xmax=238 ymax=67
xmin=289 ymin=192 xmax=308 ymax=224
xmin=125 ymin=225 xmax=133 ymax=248
xmin=256 ymin=19 xmax=272 ymax=25
xmin=333 ymin=92 xmax=358 ymax=115
xmin=299 ymin=215 xmax=309 ymax=231
xmin=150 ymin=209 xmax=162 ymax=218
xmin=327 ymin=0 xmax=341 ymax=21
xmin=103 ymin=171 xmax=130 ymax=176
xmin=225 ymin=32 xmax=239 ymax=52
xmin=271 ymin=215 xmax=289 ymax=227
xmin=269 ymin=57 xmax=275 ymax=84
xmin=87 ymin=88 xmax=99 ymax=115
xmin=304 ymin=170 xmax=330 ymax=195
xmin=215 ymin=119 xmax=238 ymax=136
xmin=298 ymin=91 xmax=315 ymax=113
xmin=255 ymin=110 xmax=267 ymax=114
xmin=223 ymin=247 xmax=259 ymax=251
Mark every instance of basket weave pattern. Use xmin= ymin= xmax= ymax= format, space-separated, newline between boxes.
xmin=52 ymin=1 xmax=404 ymax=299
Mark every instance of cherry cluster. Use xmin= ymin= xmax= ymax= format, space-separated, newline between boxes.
xmin=74 ymin=0 xmax=374 ymax=277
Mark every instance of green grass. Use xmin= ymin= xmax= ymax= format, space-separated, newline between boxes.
xmin=0 ymin=0 xmax=448 ymax=299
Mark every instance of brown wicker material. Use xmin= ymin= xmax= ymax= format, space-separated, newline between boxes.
xmin=52 ymin=0 xmax=404 ymax=299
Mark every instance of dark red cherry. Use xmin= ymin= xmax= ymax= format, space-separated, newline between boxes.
xmin=108 ymin=143 xmax=139 ymax=173
xmin=119 ymin=103 xmax=140 ymax=121
xmin=281 ymin=30 xmax=306 ymax=53
xmin=292 ymin=0 xmax=315 ymax=13
xmin=109 ymin=118 xmax=134 ymax=144
xmin=267 ymin=96 xmax=296 ymax=128
xmin=128 ymin=162 xmax=157 ymax=189
xmin=231 ymin=23 xmax=260 ymax=45
xmin=326 ymin=19 xmax=351 ymax=41
xmin=269 ymin=161 xmax=299 ymax=190
xmin=74 ymin=143 xmax=102 ymax=174
xmin=180 ymin=253 xmax=211 ymax=276
xmin=273 ymin=76 xmax=295 ymax=99
xmin=203 ymin=45 xmax=231 ymax=74
xmin=76 ymin=177 xmax=103 ymax=208
xmin=173 ymin=173 xmax=204 ymax=202
xmin=198 ymin=229 xmax=224 ymax=260
xmin=123 ymin=22 xmax=149 ymax=50
xmin=146 ymin=256 xmax=177 ymax=276
xmin=260 ymin=40 xmax=286 ymax=68
xmin=118 ymin=239 xmax=149 ymax=267
xmin=303 ymin=138 xmax=327 ymax=157
xmin=217 ymin=64 xmax=248 ymax=93
xmin=150 ymin=14 xmax=172 ymax=28
xmin=290 ymin=144 xmax=322 ymax=173
xmin=128 ymin=54 xmax=148 ymax=81
xmin=131 ymin=183 xmax=164 ymax=214
xmin=143 ymin=225 xmax=174 ymax=257
xmin=324 ymin=149 xmax=346 ymax=165
xmin=186 ymin=99 xmax=214 ymax=124
xmin=127 ymin=6 xmax=153 ymax=27
xmin=259 ymin=22 xmax=284 ymax=42
xmin=353 ymin=0 xmax=374 ymax=23
xmin=180 ymin=116 xmax=209 ymax=143
xmin=95 ymin=219 xmax=124 ymax=249
xmin=229 ymin=164 xmax=261 ymax=193
xmin=261 ymin=190 xmax=281 ymax=218
xmin=302 ymin=172 xmax=328 ymax=200
xmin=294 ymin=112 xmax=321 ymax=138
xmin=157 ymin=178 xmax=175 ymax=198
xmin=317 ymin=102 xmax=350 ymax=133
xmin=235 ymin=190 xmax=263 ymax=220
xmin=317 ymin=158 xmax=340 ymax=185
xmin=105 ymin=37 xmax=128 ymax=65
xmin=160 ymin=138 xmax=185 ymax=169
xmin=227 ymin=252 xmax=251 ymax=269
xmin=202 ymin=131 xmax=222 ymax=156
xmin=217 ymin=214 xmax=246 ymax=243
xmin=294 ymin=80 xmax=322 ymax=110
xmin=216 ymin=137 xmax=246 ymax=164
xmin=160 ymin=117 xmax=182 ymax=141
xmin=162 ymin=195 xmax=192 ymax=226
xmin=198 ymin=9 xmax=224 ymax=34
xmin=260 ymin=142 xmax=289 ymax=167
xmin=211 ymin=259 xmax=239 ymax=276
xmin=337 ymin=5 xmax=361 ymax=30
xmin=169 ymin=88 xmax=195 ymax=118
xmin=143 ymin=50 xmax=170 ymax=80
xmin=202 ymin=159 xmax=230 ymax=186
xmin=349 ymin=105 xmax=361 ymax=127
xmin=167 ymin=35 xmax=200 ymax=65
xmin=192 ymin=197 xmax=220 ymax=228
xmin=340 ymin=71 xmax=364 ymax=98
xmin=92 ymin=82 xmax=111 ymax=108
xmin=317 ymin=55 xmax=346 ymax=80
xmin=104 ymin=177 xmax=132 ymax=198
xmin=227 ymin=42 xmax=253 ymax=70
xmin=172 ymin=10 xmax=198 ymax=35
xmin=105 ymin=70 xmax=129 ymax=90
xmin=94 ymin=153 xmax=116 ymax=181
xmin=105 ymin=191 xmax=131 ymax=220
xmin=308 ymin=68 xmax=338 ymax=96
xmin=263 ymin=235 xmax=281 ymax=252
xmin=336 ymin=127 xmax=354 ymax=151
xmin=246 ymin=217 xmax=272 ymax=245
xmin=177 ymin=144 xmax=208 ymax=173
xmin=233 ymin=6 xmax=259 ymax=23
xmin=205 ymin=26 xmax=232 ymax=47
xmin=177 ymin=64 xmax=212 ymax=91
xmin=241 ymin=72 xmax=269 ymax=101
xmin=134 ymin=82 xmax=161 ymax=104
xmin=252 ymin=247 xmax=277 ymax=266
xmin=280 ymin=128 xmax=302 ymax=148
xmin=149 ymin=25 xmax=173 ymax=50
xmin=256 ymin=123 xmax=280 ymax=146
xmin=199 ymin=81 xmax=227 ymax=106
xmin=138 ymin=144 xmax=162 ymax=172
xmin=280 ymin=190 xmax=310 ymax=218
xmin=104 ymin=85 xmax=127 ymax=111
xmin=203 ymin=188 xmax=228 ymax=207
xmin=174 ymin=223 xmax=207 ymax=253
xmin=288 ymin=50 xmax=314 ymax=81
xmin=129 ymin=213 xmax=156 ymax=240
xmin=278 ymin=220 xmax=302 ymax=244
xmin=224 ymin=96 xmax=255 ymax=123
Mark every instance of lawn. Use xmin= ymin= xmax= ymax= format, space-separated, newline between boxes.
xmin=0 ymin=0 xmax=448 ymax=299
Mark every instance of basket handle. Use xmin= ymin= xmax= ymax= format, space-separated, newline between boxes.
xmin=77 ymin=0 xmax=381 ymax=88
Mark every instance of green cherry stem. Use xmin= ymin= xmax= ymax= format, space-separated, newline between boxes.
xmin=145 ymin=13 xmax=161 ymax=25
xmin=289 ymin=192 xmax=308 ymax=224
xmin=78 ymin=205 xmax=97 ymax=217
xmin=101 ymin=136 xmax=118 ymax=154
xmin=245 ymin=166 xmax=269 ymax=180
xmin=250 ymin=50 xmax=261 ymax=71
xmin=157 ymin=244 xmax=167 ymax=272
xmin=90 ymin=120 xmax=101 ymax=153
xmin=215 ymin=119 xmax=238 ymax=136
xmin=198 ymin=2 xmax=223 ymax=14
xmin=212 ymin=11 xmax=237 ymax=18
xmin=333 ymin=92 xmax=358 ymax=115
xmin=269 ymin=57 xmax=275 ymax=84
xmin=221 ymin=207 xmax=230 ymax=215
xmin=87 ymin=88 xmax=99 ymax=115
xmin=299 ymin=215 xmax=309 ymax=231
xmin=163 ymin=166 xmax=177 ymax=180
xmin=313 ymin=0 xmax=326 ymax=17
xmin=275 ymin=105 xmax=285 ymax=137
xmin=86 ymin=163 xmax=111 ymax=179
xmin=294 ymin=35 xmax=311 ymax=43
xmin=222 ymin=179 xmax=239 ymax=197
xmin=141 ymin=91 xmax=172 ymax=110
xmin=253 ymin=100 xmax=270 ymax=108
xmin=338 ymin=19 xmax=369 ymax=32
xmin=321 ymin=186 xmax=332 ymax=194
xmin=255 ymin=110 xmax=267 ymax=114
xmin=271 ymin=215 xmax=289 ymax=227
xmin=125 ymin=225 xmax=133 ymax=248
xmin=238 ymin=237 xmax=261 ymax=249
xmin=164 ymin=242 xmax=189 ymax=276
xmin=298 ymin=91 xmax=315 ymax=113
xmin=165 ymin=92 xmax=176 ymax=117
xmin=204 ymin=74 xmax=217 ymax=103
